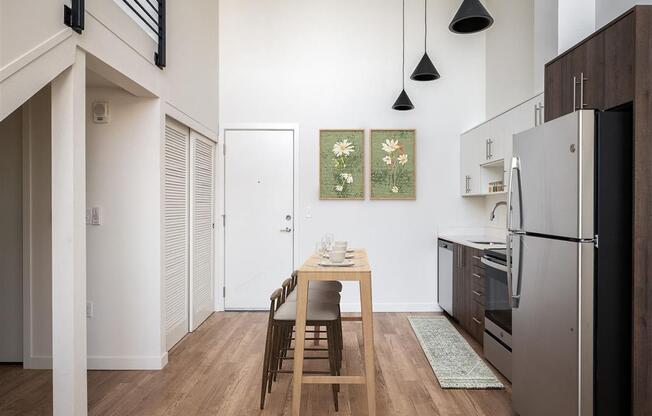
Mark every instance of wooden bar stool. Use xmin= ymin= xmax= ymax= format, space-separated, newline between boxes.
xmin=289 ymin=272 xmax=343 ymax=348
xmin=260 ymin=289 xmax=342 ymax=411
xmin=279 ymin=278 xmax=343 ymax=371
xmin=291 ymin=270 xmax=342 ymax=292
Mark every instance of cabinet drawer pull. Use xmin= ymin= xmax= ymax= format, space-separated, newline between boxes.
xmin=472 ymin=290 xmax=482 ymax=296
xmin=472 ymin=273 xmax=482 ymax=279
xmin=472 ymin=255 xmax=481 ymax=260
xmin=472 ymin=317 xmax=482 ymax=325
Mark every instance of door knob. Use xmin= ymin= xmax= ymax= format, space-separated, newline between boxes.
xmin=280 ymin=227 xmax=292 ymax=232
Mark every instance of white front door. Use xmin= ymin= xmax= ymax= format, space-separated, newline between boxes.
xmin=224 ymin=129 xmax=294 ymax=310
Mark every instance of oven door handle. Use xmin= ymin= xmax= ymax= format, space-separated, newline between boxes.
xmin=481 ymin=257 xmax=507 ymax=272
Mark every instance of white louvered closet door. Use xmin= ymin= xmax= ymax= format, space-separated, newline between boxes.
xmin=164 ymin=119 xmax=190 ymax=350
xmin=189 ymin=132 xmax=215 ymax=330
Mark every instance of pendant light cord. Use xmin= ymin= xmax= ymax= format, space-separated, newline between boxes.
xmin=402 ymin=0 xmax=405 ymax=89
xmin=424 ymin=0 xmax=427 ymax=52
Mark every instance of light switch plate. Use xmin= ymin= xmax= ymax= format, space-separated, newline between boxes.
xmin=86 ymin=208 xmax=92 ymax=225
xmin=305 ymin=206 xmax=312 ymax=218
xmin=91 ymin=207 xmax=101 ymax=225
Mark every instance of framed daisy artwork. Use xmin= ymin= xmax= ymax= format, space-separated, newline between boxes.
xmin=319 ymin=129 xmax=365 ymax=200
xmin=370 ymin=129 xmax=416 ymax=200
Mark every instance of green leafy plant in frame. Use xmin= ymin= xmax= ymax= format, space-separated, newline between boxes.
xmin=319 ymin=130 xmax=364 ymax=200
xmin=370 ymin=129 xmax=416 ymax=200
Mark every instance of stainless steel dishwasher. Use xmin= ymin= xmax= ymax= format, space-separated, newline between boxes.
xmin=437 ymin=240 xmax=454 ymax=316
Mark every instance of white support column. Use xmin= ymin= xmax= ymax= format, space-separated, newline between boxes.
xmin=50 ymin=48 xmax=87 ymax=416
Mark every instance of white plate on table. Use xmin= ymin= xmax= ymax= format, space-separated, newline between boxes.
xmin=323 ymin=253 xmax=355 ymax=259
xmin=318 ymin=260 xmax=355 ymax=267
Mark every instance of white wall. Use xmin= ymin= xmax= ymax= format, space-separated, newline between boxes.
xmin=164 ymin=0 xmax=220 ymax=134
xmin=219 ymin=0 xmax=487 ymax=311
xmin=86 ymin=87 xmax=165 ymax=369
xmin=0 ymin=0 xmax=66 ymax=69
xmin=596 ymin=0 xmax=652 ymax=27
xmin=558 ymin=0 xmax=596 ymax=53
xmin=0 ymin=106 xmax=23 ymax=362
xmin=534 ymin=0 xmax=559 ymax=92
xmin=485 ymin=0 xmax=535 ymax=117
xmin=22 ymin=86 xmax=53 ymax=368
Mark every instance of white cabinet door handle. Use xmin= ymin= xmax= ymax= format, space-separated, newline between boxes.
xmin=280 ymin=227 xmax=292 ymax=232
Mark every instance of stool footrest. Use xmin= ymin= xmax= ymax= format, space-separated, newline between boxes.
xmin=302 ymin=375 xmax=366 ymax=384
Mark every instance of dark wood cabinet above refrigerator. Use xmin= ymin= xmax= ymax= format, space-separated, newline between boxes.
xmin=544 ymin=12 xmax=634 ymax=122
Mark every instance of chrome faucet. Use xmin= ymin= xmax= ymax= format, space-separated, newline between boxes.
xmin=490 ymin=201 xmax=507 ymax=222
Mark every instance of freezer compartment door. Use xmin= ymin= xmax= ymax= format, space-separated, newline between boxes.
xmin=510 ymin=110 xmax=594 ymax=239
xmin=510 ymin=234 xmax=594 ymax=416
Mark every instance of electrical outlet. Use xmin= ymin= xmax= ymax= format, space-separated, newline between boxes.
xmin=86 ymin=301 xmax=93 ymax=318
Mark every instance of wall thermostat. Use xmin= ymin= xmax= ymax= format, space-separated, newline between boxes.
xmin=92 ymin=101 xmax=110 ymax=124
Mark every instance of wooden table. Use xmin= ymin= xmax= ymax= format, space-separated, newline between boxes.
xmin=292 ymin=249 xmax=375 ymax=416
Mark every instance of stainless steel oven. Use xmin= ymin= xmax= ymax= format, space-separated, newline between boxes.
xmin=481 ymin=248 xmax=512 ymax=380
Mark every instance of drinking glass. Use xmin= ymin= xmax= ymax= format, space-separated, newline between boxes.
xmin=324 ymin=233 xmax=334 ymax=250
xmin=316 ymin=237 xmax=328 ymax=257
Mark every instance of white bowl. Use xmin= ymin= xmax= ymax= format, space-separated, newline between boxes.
xmin=329 ymin=250 xmax=346 ymax=263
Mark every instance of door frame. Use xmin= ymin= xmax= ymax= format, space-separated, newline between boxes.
xmin=217 ymin=123 xmax=300 ymax=311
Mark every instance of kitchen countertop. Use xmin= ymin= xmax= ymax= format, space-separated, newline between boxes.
xmin=437 ymin=233 xmax=506 ymax=251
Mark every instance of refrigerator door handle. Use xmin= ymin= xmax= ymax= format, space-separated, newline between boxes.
xmin=511 ymin=234 xmax=523 ymax=308
xmin=506 ymin=233 xmax=515 ymax=309
xmin=507 ymin=156 xmax=523 ymax=232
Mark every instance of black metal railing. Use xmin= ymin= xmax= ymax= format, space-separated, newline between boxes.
xmin=64 ymin=0 xmax=85 ymax=34
xmin=121 ymin=0 xmax=166 ymax=68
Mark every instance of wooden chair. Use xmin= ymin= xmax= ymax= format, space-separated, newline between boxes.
xmin=260 ymin=288 xmax=342 ymax=411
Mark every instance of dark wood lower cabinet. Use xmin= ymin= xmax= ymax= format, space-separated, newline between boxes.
xmin=452 ymin=243 xmax=485 ymax=347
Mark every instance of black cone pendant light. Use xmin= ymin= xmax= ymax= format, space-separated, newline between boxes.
xmin=393 ymin=0 xmax=414 ymax=111
xmin=449 ymin=0 xmax=494 ymax=34
xmin=393 ymin=89 xmax=414 ymax=111
xmin=411 ymin=0 xmax=440 ymax=81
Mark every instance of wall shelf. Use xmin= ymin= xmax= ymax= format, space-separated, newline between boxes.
xmin=480 ymin=158 xmax=505 ymax=168
xmin=461 ymin=190 xmax=507 ymax=198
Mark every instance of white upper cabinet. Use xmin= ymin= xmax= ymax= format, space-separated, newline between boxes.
xmin=460 ymin=92 xmax=544 ymax=197
xmin=481 ymin=122 xmax=503 ymax=165
xmin=460 ymin=127 xmax=483 ymax=195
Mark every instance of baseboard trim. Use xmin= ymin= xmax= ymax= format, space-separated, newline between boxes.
xmin=220 ymin=303 xmax=442 ymax=313
xmin=23 ymin=355 xmax=52 ymax=370
xmin=22 ymin=353 xmax=169 ymax=371
xmin=87 ymin=352 xmax=168 ymax=370
xmin=340 ymin=302 xmax=441 ymax=313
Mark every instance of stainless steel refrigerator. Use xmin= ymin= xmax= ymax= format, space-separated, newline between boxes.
xmin=508 ymin=110 xmax=632 ymax=416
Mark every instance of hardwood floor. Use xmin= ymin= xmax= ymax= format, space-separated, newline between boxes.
xmin=0 ymin=312 xmax=514 ymax=416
